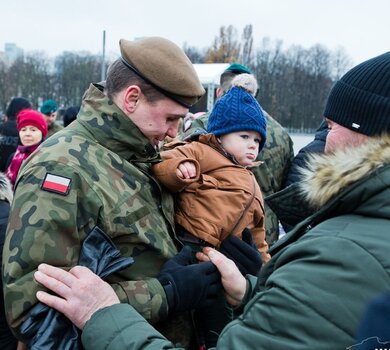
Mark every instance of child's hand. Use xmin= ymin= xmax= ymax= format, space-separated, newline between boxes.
xmin=176 ymin=161 xmax=197 ymax=179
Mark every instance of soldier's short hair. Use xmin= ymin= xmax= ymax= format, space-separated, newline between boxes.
xmin=105 ymin=59 xmax=166 ymax=104
xmin=219 ymin=71 xmax=237 ymax=94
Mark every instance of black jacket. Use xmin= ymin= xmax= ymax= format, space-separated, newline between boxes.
xmin=0 ymin=173 xmax=16 ymax=350
xmin=0 ymin=120 xmax=19 ymax=172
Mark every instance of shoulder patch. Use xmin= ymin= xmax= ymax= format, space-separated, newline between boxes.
xmin=41 ymin=173 xmax=72 ymax=195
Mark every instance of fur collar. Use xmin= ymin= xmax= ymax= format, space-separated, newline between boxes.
xmin=0 ymin=172 xmax=13 ymax=204
xmin=299 ymin=134 xmax=390 ymax=208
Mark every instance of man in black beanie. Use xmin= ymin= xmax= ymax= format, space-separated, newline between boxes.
xmin=0 ymin=97 xmax=32 ymax=171
xmin=30 ymin=52 xmax=390 ymax=350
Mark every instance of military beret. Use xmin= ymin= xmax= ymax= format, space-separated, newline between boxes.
xmin=40 ymin=99 xmax=58 ymax=115
xmin=119 ymin=37 xmax=205 ymax=107
xmin=224 ymin=63 xmax=252 ymax=75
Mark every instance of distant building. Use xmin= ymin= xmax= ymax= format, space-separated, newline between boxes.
xmin=5 ymin=43 xmax=24 ymax=62
xmin=0 ymin=43 xmax=24 ymax=65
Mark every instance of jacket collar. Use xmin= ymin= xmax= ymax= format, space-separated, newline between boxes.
xmin=0 ymin=172 xmax=12 ymax=203
xmin=300 ymin=134 xmax=390 ymax=208
xmin=77 ymin=83 xmax=159 ymax=162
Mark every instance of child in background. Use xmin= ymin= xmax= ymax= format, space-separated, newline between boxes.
xmin=153 ymin=74 xmax=270 ymax=263
xmin=6 ymin=110 xmax=48 ymax=188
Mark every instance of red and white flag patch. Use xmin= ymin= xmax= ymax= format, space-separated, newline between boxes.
xmin=41 ymin=173 xmax=71 ymax=195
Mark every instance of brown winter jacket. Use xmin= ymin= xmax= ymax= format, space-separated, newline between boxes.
xmin=153 ymin=134 xmax=270 ymax=262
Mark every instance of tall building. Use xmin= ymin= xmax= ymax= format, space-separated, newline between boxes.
xmin=4 ymin=43 xmax=24 ymax=63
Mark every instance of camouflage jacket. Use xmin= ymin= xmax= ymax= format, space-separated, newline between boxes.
xmin=2 ymin=83 xmax=186 ymax=342
xmin=181 ymin=110 xmax=294 ymax=244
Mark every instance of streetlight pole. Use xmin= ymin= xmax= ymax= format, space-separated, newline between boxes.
xmin=101 ymin=30 xmax=106 ymax=81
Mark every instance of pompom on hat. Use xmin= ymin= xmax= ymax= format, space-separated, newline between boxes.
xmin=119 ymin=37 xmax=205 ymax=108
xmin=208 ymin=74 xmax=267 ymax=151
xmin=324 ymin=51 xmax=390 ymax=136
xmin=17 ymin=109 xmax=48 ymax=138
xmin=40 ymin=99 xmax=58 ymax=116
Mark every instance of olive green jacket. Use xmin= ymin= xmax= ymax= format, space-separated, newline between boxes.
xmin=46 ymin=121 xmax=64 ymax=138
xmin=2 ymin=83 xmax=188 ymax=343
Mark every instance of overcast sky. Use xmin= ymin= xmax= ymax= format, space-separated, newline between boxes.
xmin=1 ymin=0 xmax=389 ymax=65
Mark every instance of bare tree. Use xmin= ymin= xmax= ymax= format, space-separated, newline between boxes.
xmin=54 ymin=52 xmax=101 ymax=107
xmin=183 ymin=43 xmax=206 ymax=63
xmin=205 ymin=25 xmax=240 ymax=63
xmin=331 ymin=47 xmax=353 ymax=80
xmin=241 ymin=24 xmax=254 ymax=67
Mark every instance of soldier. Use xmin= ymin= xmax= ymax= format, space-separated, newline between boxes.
xmin=2 ymin=37 xmax=220 ymax=348
xmin=40 ymin=99 xmax=64 ymax=137
xmin=181 ymin=63 xmax=294 ymax=244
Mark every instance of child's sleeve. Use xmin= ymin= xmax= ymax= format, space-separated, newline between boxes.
xmin=152 ymin=148 xmax=200 ymax=192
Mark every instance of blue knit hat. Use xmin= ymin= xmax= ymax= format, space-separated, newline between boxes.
xmin=208 ymin=86 xmax=267 ymax=151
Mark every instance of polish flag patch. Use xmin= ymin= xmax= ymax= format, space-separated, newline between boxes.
xmin=41 ymin=173 xmax=72 ymax=195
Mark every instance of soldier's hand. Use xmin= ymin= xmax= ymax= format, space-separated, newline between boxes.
xmin=158 ymin=246 xmax=221 ymax=314
xmin=35 ymin=264 xmax=119 ymax=330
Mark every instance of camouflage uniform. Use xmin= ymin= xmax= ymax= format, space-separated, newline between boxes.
xmin=2 ymin=83 xmax=192 ymax=345
xmin=181 ymin=110 xmax=294 ymax=244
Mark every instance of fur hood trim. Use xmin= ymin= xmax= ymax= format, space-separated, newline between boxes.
xmin=0 ymin=172 xmax=13 ymax=204
xmin=299 ymin=134 xmax=390 ymax=208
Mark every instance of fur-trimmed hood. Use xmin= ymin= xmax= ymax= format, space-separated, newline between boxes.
xmin=0 ymin=172 xmax=13 ymax=204
xmin=300 ymin=134 xmax=390 ymax=208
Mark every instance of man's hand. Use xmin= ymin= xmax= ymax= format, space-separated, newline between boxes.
xmin=158 ymin=246 xmax=221 ymax=313
xmin=219 ymin=228 xmax=263 ymax=276
xmin=176 ymin=161 xmax=197 ymax=179
xmin=34 ymin=264 xmax=119 ymax=330
xmin=196 ymin=248 xmax=247 ymax=306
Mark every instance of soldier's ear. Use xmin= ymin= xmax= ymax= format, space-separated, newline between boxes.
xmin=123 ymin=85 xmax=141 ymax=113
xmin=216 ymin=87 xmax=223 ymax=99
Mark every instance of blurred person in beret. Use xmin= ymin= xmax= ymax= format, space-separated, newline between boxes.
xmin=40 ymin=99 xmax=63 ymax=137
xmin=33 ymin=52 xmax=390 ymax=350
xmin=2 ymin=36 xmax=230 ymax=349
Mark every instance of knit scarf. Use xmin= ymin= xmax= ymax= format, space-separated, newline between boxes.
xmin=6 ymin=143 xmax=40 ymax=188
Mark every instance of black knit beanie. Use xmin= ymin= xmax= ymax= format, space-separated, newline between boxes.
xmin=6 ymin=97 xmax=32 ymax=120
xmin=324 ymin=52 xmax=390 ymax=136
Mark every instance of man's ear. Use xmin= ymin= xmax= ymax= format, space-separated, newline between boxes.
xmin=216 ymin=87 xmax=223 ymax=99
xmin=123 ymin=85 xmax=141 ymax=113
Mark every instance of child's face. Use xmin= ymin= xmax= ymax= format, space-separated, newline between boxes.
xmin=19 ymin=125 xmax=43 ymax=147
xmin=219 ymin=130 xmax=261 ymax=166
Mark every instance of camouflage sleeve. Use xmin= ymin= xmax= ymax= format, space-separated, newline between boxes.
xmin=2 ymin=161 xmax=170 ymax=335
xmin=2 ymin=162 xmax=100 ymax=336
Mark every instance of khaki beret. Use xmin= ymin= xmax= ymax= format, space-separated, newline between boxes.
xmin=120 ymin=37 xmax=205 ymax=107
